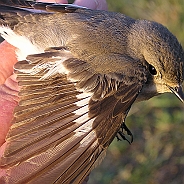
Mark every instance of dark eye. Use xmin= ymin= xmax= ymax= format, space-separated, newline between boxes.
xmin=149 ymin=64 xmax=157 ymax=75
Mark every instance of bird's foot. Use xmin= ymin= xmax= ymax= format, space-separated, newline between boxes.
xmin=116 ymin=123 xmax=133 ymax=144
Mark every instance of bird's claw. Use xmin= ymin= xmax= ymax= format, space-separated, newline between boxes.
xmin=116 ymin=123 xmax=133 ymax=144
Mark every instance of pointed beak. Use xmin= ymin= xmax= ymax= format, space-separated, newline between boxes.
xmin=167 ymin=85 xmax=184 ymax=103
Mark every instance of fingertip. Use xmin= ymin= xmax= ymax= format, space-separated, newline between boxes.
xmin=0 ymin=96 xmax=17 ymax=146
xmin=56 ymin=0 xmax=68 ymax=3
xmin=74 ymin=0 xmax=108 ymax=10
xmin=0 ymin=41 xmax=17 ymax=85
xmin=0 ymin=142 xmax=7 ymax=157
xmin=36 ymin=0 xmax=68 ymax=3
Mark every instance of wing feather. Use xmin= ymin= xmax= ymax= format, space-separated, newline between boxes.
xmin=0 ymin=45 xmax=146 ymax=183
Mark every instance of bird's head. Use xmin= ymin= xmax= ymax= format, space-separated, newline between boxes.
xmin=131 ymin=20 xmax=184 ymax=102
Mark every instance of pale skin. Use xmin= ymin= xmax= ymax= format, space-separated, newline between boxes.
xmin=0 ymin=0 xmax=108 ymax=181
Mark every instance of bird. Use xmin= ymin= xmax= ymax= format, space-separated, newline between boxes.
xmin=0 ymin=1 xmax=183 ymax=183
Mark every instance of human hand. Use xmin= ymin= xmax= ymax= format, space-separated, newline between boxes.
xmin=0 ymin=0 xmax=108 ymax=183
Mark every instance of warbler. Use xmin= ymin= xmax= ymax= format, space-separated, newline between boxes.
xmin=0 ymin=1 xmax=183 ymax=184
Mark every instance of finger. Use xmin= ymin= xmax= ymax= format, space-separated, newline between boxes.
xmin=0 ymin=142 xmax=7 ymax=158
xmin=0 ymin=74 xmax=19 ymax=146
xmin=74 ymin=0 xmax=108 ymax=10
xmin=37 ymin=0 xmax=68 ymax=3
xmin=0 ymin=41 xmax=17 ymax=85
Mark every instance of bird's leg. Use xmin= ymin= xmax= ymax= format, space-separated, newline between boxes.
xmin=116 ymin=123 xmax=133 ymax=144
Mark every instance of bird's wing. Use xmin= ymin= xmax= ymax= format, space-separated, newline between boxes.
xmin=0 ymin=0 xmax=87 ymax=29
xmin=0 ymin=0 xmax=34 ymax=7
xmin=0 ymin=0 xmax=88 ymax=11
xmin=0 ymin=46 xmax=146 ymax=184
xmin=0 ymin=1 xmax=147 ymax=184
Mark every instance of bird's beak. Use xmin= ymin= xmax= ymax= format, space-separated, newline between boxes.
xmin=166 ymin=84 xmax=184 ymax=103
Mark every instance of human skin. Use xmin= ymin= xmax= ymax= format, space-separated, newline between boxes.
xmin=0 ymin=0 xmax=108 ymax=181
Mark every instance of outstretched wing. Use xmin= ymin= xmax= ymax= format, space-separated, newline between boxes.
xmin=0 ymin=46 xmax=145 ymax=184
xmin=0 ymin=1 xmax=147 ymax=184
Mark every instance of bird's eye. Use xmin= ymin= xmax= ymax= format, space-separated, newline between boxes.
xmin=149 ymin=64 xmax=157 ymax=75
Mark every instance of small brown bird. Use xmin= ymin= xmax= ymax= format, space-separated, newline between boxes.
xmin=0 ymin=1 xmax=183 ymax=184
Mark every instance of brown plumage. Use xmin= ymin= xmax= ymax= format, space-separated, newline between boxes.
xmin=0 ymin=1 xmax=183 ymax=184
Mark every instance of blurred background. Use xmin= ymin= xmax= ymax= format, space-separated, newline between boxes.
xmin=2 ymin=0 xmax=184 ymax=183
xmin=70 ymin=0 xmax=184 ymax=183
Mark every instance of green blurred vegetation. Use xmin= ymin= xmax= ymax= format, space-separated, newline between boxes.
xmin=88 ymin=1 xmax=184 ymax=184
